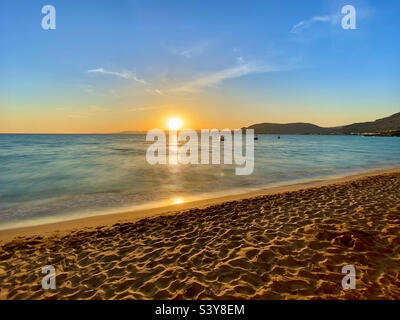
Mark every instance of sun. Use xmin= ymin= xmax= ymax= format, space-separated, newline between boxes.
xmin=168 ymin=117 xmax=182 ymax=130
xmin=173 ymin=198 xmax=184 ymax=204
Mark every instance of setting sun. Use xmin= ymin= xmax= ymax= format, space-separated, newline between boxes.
xmin=173 ymin=198 xmax=184 ymax=204
xmin=168 ymin=117 xmax=182 ymax=130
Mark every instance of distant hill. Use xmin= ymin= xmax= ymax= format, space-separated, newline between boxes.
xmin=245 ymin=122 xmax=333 ymax=135
xmin=245 ymin=112 xmax=400 ymax=135
xmin=338 ymin=112 xmax=400 ymax=134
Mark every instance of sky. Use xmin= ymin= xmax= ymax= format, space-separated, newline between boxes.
xmin=0 ymin=0 xmax=399 ymax=133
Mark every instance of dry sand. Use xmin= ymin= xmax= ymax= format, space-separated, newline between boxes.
xmin=1 ymin=169 xmax=400 ymax=299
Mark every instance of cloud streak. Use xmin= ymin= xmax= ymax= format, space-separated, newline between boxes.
xmin=168 ymin=40 xmax=210 ymax=59
xmin=88 ymin=68 xmax=147 ymax=84
xmin=126 ymin=105 xmax=169 ymax=112
xmin=170 ymin=61 xmax=288 ymax=93
xmin=290 ymin=14 xmax=339 ymax=34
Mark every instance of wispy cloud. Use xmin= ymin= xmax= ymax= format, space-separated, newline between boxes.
xmin=168 ymin=40 xmax=210 ymax=59
xmin=170 ymin=60 xmax=288 ymax=93
xmin=88 ymin=68 xmax=147 ymax=84
xmin=290 ymin=14 xmax=339 ymax=34
xmin=154 ymin=89 xmax=164 ymax=95
xmin=146 ymin=88 xmax=165 ymax=96
xmin=125 ymin=105 xmax=169 ymax=112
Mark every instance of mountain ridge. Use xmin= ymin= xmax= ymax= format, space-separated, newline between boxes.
xmin=245 ymin=112 xmax=400 ymax=136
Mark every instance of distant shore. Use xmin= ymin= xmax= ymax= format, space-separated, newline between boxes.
xmin=1 ymin=167 xmax=400 ymax=299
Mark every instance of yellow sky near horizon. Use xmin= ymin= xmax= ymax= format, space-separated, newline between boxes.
xmin=1 ymin=102 xmax=397 ymax=134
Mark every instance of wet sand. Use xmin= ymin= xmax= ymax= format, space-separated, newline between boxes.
xmin=1 ymin=168 xmax=400 ymax=299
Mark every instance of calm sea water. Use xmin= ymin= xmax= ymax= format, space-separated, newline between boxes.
xmin=1 ymin=134 xmax=400 ymax=229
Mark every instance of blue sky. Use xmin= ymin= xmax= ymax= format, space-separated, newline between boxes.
xmin=0 ymin=0 xmax=399 ymax=132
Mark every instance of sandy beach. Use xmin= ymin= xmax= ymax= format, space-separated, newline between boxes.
xmin=1 ymin=168 xmax=400 ymax=300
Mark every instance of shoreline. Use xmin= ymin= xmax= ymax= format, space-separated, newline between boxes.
xmin=1 ymin=166 xmax=400 ymax=243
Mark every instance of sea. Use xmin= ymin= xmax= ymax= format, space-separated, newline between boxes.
xmin=1 ymin=133 xmax=399 ymax=229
